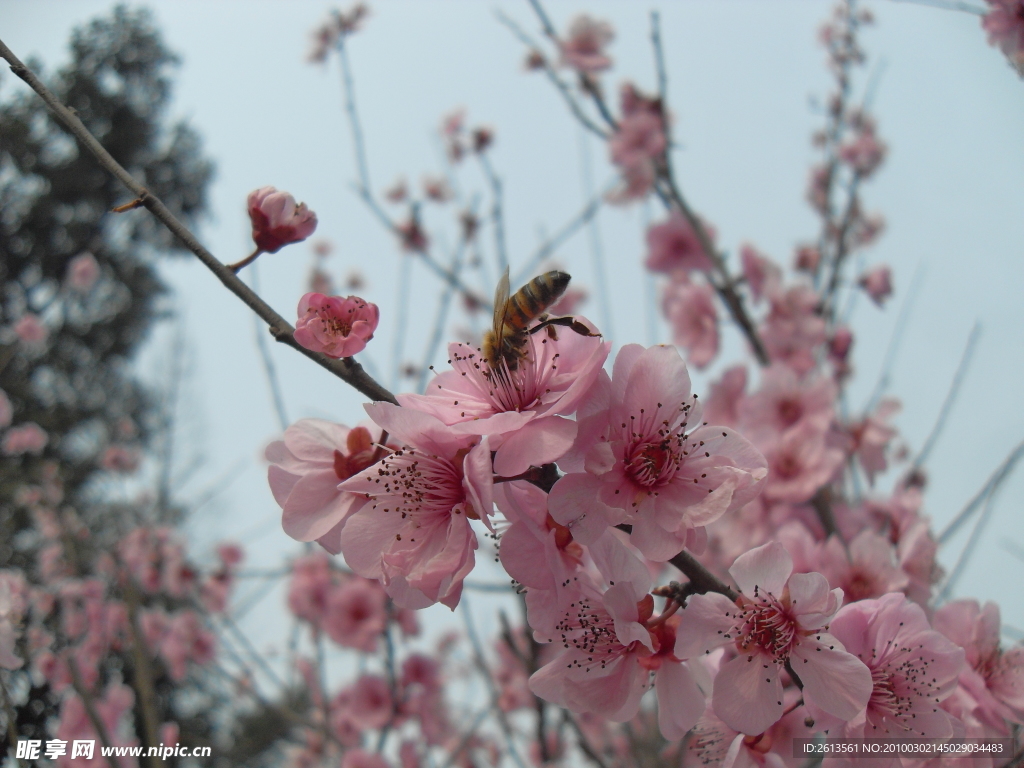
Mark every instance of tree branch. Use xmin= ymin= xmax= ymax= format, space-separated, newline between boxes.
xmin=0 ymin=37 xmax=396 ymax=405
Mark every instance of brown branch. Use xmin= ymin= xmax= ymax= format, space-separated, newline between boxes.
xmin=0 ymin=37 xmax=396 ymax=406
xmin=668 ymin=548 xmax=738 ymax=602
xmin=123 ymin=584 xmax=161 ymax=768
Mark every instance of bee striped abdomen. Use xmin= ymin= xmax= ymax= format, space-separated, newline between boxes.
xmin=508 ymin=272 xmax=570 ymax=330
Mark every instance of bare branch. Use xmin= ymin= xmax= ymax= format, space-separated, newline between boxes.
xmin=937 ymin=438 xmax=1024 ymax=545
xmin=514 ymin=188 xmax=607 ymax=285
xmin=0 ymin=37 xmax=396 ymax=405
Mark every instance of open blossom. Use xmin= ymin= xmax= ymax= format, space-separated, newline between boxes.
xmin=548 ymin=344 xmax=767 ymax=561
xmin=247 ymin=186 xmax=318 ymax=253
xmin=2 ymin=422 xmax=48 ymax=456
xmin=398 ymin=322 xmax=608 ymax=476
xmin=338 ymin=403 xmax=493 ymax=609
xmin=815 ymin=530 xmax=909 ymax=602
xmin=738 ymin=365 xmax=836 ymax=446
xmin=646 ymin=211 xmax=715 ymax=275
xmin=66 ymin=251 xmax=100 ymax=291
xmin=267 ymin=419 xmax=381 ymax=553
xmin=676 ymin=541 xmax=873 ymax=736
xmin=529 ymin=555 xmax=709 ymax=740
xmin=762 ymin=422 xmax=844 ymax=504
xmin=703 ymin=366 xmax=748 ymax=429
xmin=761 ymin=284 xmax=827 ymax=375
xmin=827 ymin=592 xmax=964 ymax=739
xmin=740 ymin=244 xmax=781 ymax=303
xmin=847 ymin=398 xmax=899 ymax=484
xmin=294 ymin=293 xmax=379 ymax=358
xmin=933 ymin=600 xmax=1024 ymax=726
xmin=858 ymin=265 xmax=893 ymax=306
xmin=323 ymin=578 xmax=387 ymax=652
xmin=559 ymin=14 xmax=614 ymax=74
xmin=608 ymin=84 xmax=665 ymax=201
xmin=840 ymin=126 xmax=887 ymax=177
xmin=662 ymin=275 xmax=719 ymax=369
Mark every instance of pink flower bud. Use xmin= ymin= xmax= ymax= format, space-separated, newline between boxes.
xmin=1 ymin=423 xmax=48 ymax=456
xmin=247 ymin=186 xmax=318 ymax=254
xmin=294 ymin=293 xmax=379 ymax=358
xmin=66 ymin=252 xmax=100 ymax=291
xmin=14 ymin=314 xmax=47 ymax=345
xmin=858 ymin=265 xmax=893 ymax=306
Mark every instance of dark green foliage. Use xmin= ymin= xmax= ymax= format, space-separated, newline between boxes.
xmin=0 ymin=5 xmax=213 ymax=565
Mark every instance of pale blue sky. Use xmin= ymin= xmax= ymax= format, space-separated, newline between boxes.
xmin=4 ymin=0 xmax=1024 ymax=656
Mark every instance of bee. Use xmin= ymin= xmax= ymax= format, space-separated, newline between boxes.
xmin=482 ymin=268 xmax=598 ymax=372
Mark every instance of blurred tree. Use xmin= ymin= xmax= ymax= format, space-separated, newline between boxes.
xmin=0 ymin=5 xmax=212 ymax=558
xmin=0 ymin=6 xmax=215 ymax=761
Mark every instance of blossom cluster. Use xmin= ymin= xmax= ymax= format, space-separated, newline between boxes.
xmin=262 ymin=5 xmax=1024 ymax=765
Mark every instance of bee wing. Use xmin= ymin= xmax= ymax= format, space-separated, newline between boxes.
xmin=492 ymin=267 xmax=511 ymax=340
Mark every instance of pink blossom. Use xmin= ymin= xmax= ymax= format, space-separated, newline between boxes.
xmin=346 ymin=674 xmax=394 ymax=730
xmin=530 ymin=566 xmax=708 ymax=739
xmin=14 ymin=313 xmax=47 ymax=345
xmin=323 ymin=578 xmax=387 ymax=651
xmin=100 ymin=444 xmax=140 ymax=473
xmin=896 ymin=518 xmax=941 ymax=606
xmin=267 ymin=419 xmax=380 ymax=553
xmin=610 ymin=111 xmax=666 ymax=175
xmin=0 ymin=389 xmax=12 ymax=429
xmin=338 ymin=403 xmax=494 ymax=609
xmin=676 ymin=541 xmax=872 ymax=735
xmin=738 ymin=366 xmax=836 ymax=446
xmin=548 ymin=344 xmax=767 ymax=561
xmin=384 ymin=176 xmax=408 ymax=203
xmin=840 ymin=127 xmax=887 ymax=177
xmin=848 ymin=398 xmax=899 ymax=484
xmin=293 ymin=293 xmax=380 ymax=358
xmin=762 ymin=422 xmax=844 ymax=504
xmin=287 ymin=553 xmax=334 ymax=625
xmin=740 ymin=244 xmax=781 ymax=303
xmin=66 ymin=251 xmax=101 ymax=291
xmin=827 ymin=592 xmax=964 ymax=738
xmin=703 ymin=366 xmax=748 ymax=429
xmin=646 ymin=211 xmax=715 ymax=275
xmin=559 ymin=15 xmax=614 ymax=74
xmin=934 ymin=600 xmax=1024 ymax=726
xmin=56 ymin=683 xmax=137 ymax=768
xmin=159 ymin=610 xmax=215 ymax=681
xmin=398 ymin=322 xmax=608 ymax=477
xmin=422 ymin=175 xmax=454 ymax=203
xmin=662 ymin=275 xmax=719 ymax=369
xmin=858 ymin=265 xmax=893 ymax=306
xmin=247 ymin=186 xmax=318 ymax=254
xmin=761 ymin=285 xmax=827 ymax=375
xmin=982 ymin=0 xmax=1024 ymax=72
xmin=1 ymin=422 xmax=48 ymax=456
xmin=794 ymin=244 xmax=821 ymax=274
xmin=816 ymin=530 xmax=909 ymax=602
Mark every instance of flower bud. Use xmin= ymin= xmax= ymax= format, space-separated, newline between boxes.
xmin=247 ymin=186 xmax=318 ymax=254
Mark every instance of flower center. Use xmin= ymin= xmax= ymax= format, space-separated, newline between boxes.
xmin=366 ymin=449 xmax=466 ymax=522
xmin=626 ymin=441 xmax=677 ymax=488
xmin=777 ymin=398 xmax=803 ymax=426
xmin=734 ymin=593 xmax=798 ymax=662
xmin=868 ymin=667 xmax=905 ymax=718
xmin=555 ymin=595 xmax=637 ymax=672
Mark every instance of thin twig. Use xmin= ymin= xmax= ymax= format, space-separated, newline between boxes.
xmin=123 ymin=583 xmax=162 ymax=768
xmin=937 ymin=438 xmax=1024 ymax=545
xmin=460 ymin=597 xmax=529 ymax=768
xmin=911 ymin=321 xmax=980 ymax=470
xmin=478 ymin=154 xmax=509 ymax=274
xmin=562 ymin=710 xmax=611 ymax=768
xmin=495 ymin=11 xmax=609 ymax=140
xmin=577 ymin=128 xmax=614 ymax=340
xmin=250 ymin=263 xmax=290 ymax=431
xmin=513 ymin=188 xmax=607 ymax=285
xmin=0 ymin=37 xmax=396 ymax=405
xmin=438 ymin=705 xmax=492 ymax=768
xmin=864 ymin=261 xmax=926 ymax=412
xmin=669 ymin=548 xmax=738 ymax=601
xmin=936 ymin=478 xmax=1003 ymax=604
